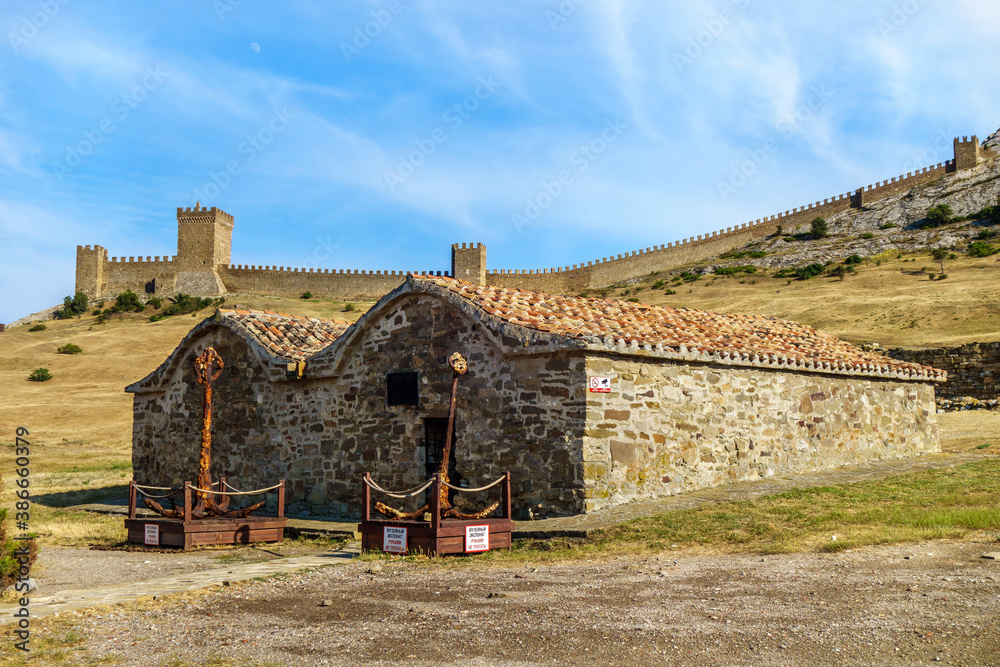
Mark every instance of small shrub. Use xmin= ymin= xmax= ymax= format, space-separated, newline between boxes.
xmin=923 ymin=204 xmax=954 ymax=228
xmin=968 ymin=241 xmax=999 ymax=258
xmin=627 ymin=297 xmax=640 ymax=303
xmin=53 ymin=291 xmax=89 ymax=319
xmin=937 ymin=273 xmax=948 ymax=280
xmin=860 ymin=232 xmax=875 ymax=240
xmin=880 ymin=223 xmax=898 ymax=230
xmin=95 ymin=314 xmax=106 ymax=325
xmin=343 ymin=303 xmax=356 ymax=312
xmin=301 ymin=291 xmax=313 ymax=300
xmin=774 ymin=225 xmax=783 ymax=237
xmin=28 ymin=324 xmax=47 ymax=332
xmin=830 ymin=265 xmax=847 ymax=280
xmin=794 ymin=263 xmax=825 ymax=280
xmin=810 ymin=217 xmax=828 ymax=239
xmin=978 ymin=229 xmax=998 ymax=240
xmin=91 ymin=308 xmax=103 ymax=316
xmin=114 ymin=290 xmax=145 ymax=313
xmin=28 ymin=368 xmax=52 ymax=382
xmin=715 ymin=265 xmax=757 ymax=276
xmin=147 ymin=297 xmax=163 ymax=310
xmin=652 ymin=280 xmax=665 ymax=289
xmin=57 ymin=343 xmax=83 ymax=355
xmin=845 ymin=254 xmax=863 ymax=265
xmin=664 ymin=289 xmax=677 ymax=295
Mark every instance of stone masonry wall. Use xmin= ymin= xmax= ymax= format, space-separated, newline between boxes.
xmin=887 ymin=343 xmax=1000 ymax=402
xmin=218 ymin=266 xmax=419 ymax=301
xmin=581 ymin=354 xmax=939 ymax=511
xmin=133 ymin=296 xmax=589 ymax=520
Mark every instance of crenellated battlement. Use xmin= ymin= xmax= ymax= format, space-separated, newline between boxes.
xmin=176 ymin=204 xmax=235 ymax=224
xmin=76 ymin=130 xmax=998 ymax=301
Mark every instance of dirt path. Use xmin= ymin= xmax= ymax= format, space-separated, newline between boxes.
xmin=47 ymin=539 xmax=1000 ymax=666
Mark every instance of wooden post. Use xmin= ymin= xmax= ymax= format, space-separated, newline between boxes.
xmin=277 ymin=480 xmax=286 ymax=519
xmin=183 ymin=482 xmax=192 ymax=524
xmin=362 ymin=473 xmax=371 ymax=522
xmin=430 ymin=473 xmax=441 ymax=557
xmin=430 ymin=474 xmax=441 ymax=530
xmin=128 ymin=481 xmax=137 ymax=519
xmin=503 ymin=471 xmax=511 ymax=520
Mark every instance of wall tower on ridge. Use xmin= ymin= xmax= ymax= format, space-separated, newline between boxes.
xmin=451 ymin=242 xmax=487 ymax=285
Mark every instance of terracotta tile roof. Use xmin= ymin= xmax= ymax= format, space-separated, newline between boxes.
xmin=218 ymin=309 xmax=351 ymax=362
xmin=410 ymin=275 xmax=945 ymax=382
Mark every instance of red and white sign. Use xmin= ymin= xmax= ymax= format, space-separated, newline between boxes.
xmin=589 ymin=376 xmax=611 ymax=393
xmin=383 ymin=526 xmax=407 ymax=553
xmin=144 ymin=524 xmax=159 ymax=546
xmin=465 ymin=524 xmax=490 ymax=552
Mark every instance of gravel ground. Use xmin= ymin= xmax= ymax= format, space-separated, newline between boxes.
xmin=30 ymin=544 xmax=323 ymax=594
xmin=56 ymin=539 xmax=1000 ymax=666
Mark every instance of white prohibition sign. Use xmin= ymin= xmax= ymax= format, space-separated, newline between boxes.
xmin=383 ymin=526 xmax=407 ymax=553
xmin=144 ymin=524 xmax=159 ymax=546
xmin=465 ymin=524 xmax=490 ymax=552
xmin=589 ymin=376 xmax=611 ymax=392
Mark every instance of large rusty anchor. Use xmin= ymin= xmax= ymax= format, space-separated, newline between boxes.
xmin=376 ymin=352 xmax=500 ymax=521
xmin=145 ymin=347 xmax=265 ymax=519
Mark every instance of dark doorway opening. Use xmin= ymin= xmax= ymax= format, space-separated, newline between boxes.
xmin=423 ymin=418 xmax=463 ymax=502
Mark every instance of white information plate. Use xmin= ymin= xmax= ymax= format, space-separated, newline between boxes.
xmin=465 ymin=524 xmax=490 ymax=553
xmin=144 ymin=524 xmax=159 ymax=546
xmin=383 ymin=526 xmax=408 ymax=553
xmin=589 ymin=376 xmax=611 ymax=393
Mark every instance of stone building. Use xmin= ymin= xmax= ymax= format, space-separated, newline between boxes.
xmin=128 ymin=275 xmax=945 ymax=519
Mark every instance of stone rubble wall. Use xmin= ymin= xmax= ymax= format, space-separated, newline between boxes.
xmin=132 ymin=294 xmax=589 ymax=520
xmin=887 ymin=343 xmax=1000 ymax=403
xmin=581 ymin=354 xmax=940 ymax=511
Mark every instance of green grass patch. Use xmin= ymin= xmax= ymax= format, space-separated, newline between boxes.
xmin=586 ymin=459 xmax=1000 ymax=555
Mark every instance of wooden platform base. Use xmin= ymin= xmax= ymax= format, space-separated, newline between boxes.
xmin=359 ymin=517 xmax=514 ymax=556
xmin=125 ymin=516 xmax=287 ymax=549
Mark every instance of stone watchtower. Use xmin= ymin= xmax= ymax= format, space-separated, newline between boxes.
xmin=954 ymin=136 xmax=987 ymax=171
xmin=451 ymin=243 xmax=486 ymax=285
xmin=174 ymin=203 xmax=234 ymax=295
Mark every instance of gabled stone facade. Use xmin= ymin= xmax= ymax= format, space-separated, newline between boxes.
xmin=128 ymin=276 xmax=944 ymax=519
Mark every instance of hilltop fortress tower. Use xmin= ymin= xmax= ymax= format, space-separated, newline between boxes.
xmin=76 ymin=133 xmax=997 ymax=302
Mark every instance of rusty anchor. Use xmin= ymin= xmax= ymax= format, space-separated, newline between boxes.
xmin=144 ymin=347 xmax=265 ymax=519
xmin=376 ymin=352 xmax=500 ymax=522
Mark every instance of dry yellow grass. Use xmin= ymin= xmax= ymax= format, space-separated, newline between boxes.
xmin=633 ymin=251 xmax=1000 ymax=347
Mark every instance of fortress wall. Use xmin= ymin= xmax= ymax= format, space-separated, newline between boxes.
xmin=487 ymin=191 xmax=857 ymax=294
xmin=94 ymin=254 xmax=178 ymax=298
xmin=218 ymin=266 xmax=435 ymax=300
xmin=856 ymin=162 xmax=952 ymax=205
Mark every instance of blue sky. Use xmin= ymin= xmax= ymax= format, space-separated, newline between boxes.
xmin=1 ymin=0 xmax=999 ymax=322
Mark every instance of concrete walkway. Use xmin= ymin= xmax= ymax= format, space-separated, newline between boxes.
xmin=0 ymin=543 xmax=361 ymax=623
